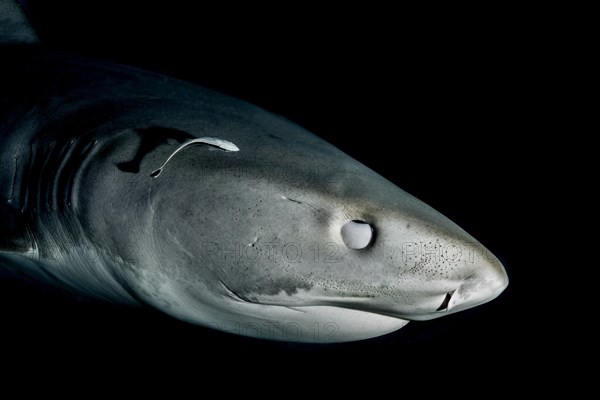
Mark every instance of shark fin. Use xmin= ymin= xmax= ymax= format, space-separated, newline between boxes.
xmin=0 ymin=0 xmax=39 ymax=44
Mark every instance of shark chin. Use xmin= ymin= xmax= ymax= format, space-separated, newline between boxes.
xmin=172 ymin=302 xmax=410 ymax=343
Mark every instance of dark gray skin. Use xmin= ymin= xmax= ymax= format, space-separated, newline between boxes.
xmin=0 ymin=10 xmax=508 ymax=342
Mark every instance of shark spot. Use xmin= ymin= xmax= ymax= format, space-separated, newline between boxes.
xmin=341 ymin=220 xmax=373 ymax=250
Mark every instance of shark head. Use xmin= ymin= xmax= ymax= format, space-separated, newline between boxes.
xmin=1 ymin=0 xmax=506 ymax=344
xmin=121 ymin=111 xmax=508 ymax=343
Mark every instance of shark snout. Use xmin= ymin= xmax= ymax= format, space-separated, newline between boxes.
xmin=404 ymin=244 xmax=509 ymax=321
xmin=446 ymin=252 xmax=508 ymax=313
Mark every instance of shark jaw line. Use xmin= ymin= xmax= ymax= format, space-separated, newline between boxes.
xmin=218 ymin=283 xmax=440 ymax=323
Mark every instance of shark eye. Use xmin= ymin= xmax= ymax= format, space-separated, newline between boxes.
xmin=341 ymin=220 xmax=373 ymax=250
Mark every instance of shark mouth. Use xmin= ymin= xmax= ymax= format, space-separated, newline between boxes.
xmin=220 ymin=280 xmax=456 ymax=321
xmin=436 ymin=290 xmax=455 ymax=312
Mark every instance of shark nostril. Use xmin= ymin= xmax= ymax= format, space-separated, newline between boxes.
xmin=436 ymin=290 xmax=455 ymax=312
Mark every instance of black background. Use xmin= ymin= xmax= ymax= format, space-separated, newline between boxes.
xmin=3 ymin=0 xmax=546 ymax=386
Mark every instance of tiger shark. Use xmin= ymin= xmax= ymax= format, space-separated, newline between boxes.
xmin=0 ymin=0 xmax=508 ymax=342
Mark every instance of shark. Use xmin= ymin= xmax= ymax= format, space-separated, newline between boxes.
xmin=0 ymin=0 xmax=508 ymax=342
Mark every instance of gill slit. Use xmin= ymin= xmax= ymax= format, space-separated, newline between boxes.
xmin=20 ymin=144 xmax=36 ymax=213
xmin=68 ymin=140 xmax=98 ymax=210
xmin=7 ymin=155 xmax=18 ymax=203
xmin=51 ymin=139 xmax=76 ymax=211
xmin=37 ymin=141 xmax=56 ymax=212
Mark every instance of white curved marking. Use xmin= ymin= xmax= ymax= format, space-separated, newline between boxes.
xmin=151 ymin=137 xmax=239 ymax=178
